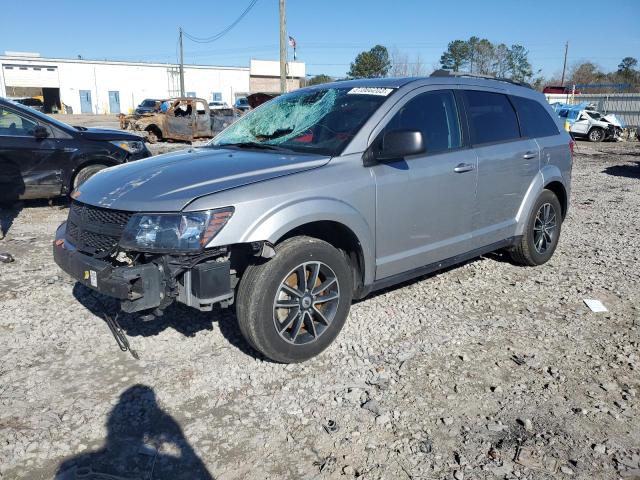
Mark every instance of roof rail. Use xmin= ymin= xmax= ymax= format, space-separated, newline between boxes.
xmin=430 ymin=69 xmax=532 ymax=89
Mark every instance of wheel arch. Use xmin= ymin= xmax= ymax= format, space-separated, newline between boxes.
xmin=67 ymin=158 xmax=119 ymax=193
xmin=229 ymin=198 xmax=376 ymax=289
xmin=278 ymin=220 xmax=367 ymax=298
xmin=515 ymin=168 xmax=568 ymax=236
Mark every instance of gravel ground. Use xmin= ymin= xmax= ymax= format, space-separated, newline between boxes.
xmin=0 ymin=140 xmax=639 ymax=480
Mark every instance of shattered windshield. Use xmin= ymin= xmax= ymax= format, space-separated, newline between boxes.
xmin=212 ymin=87 xmax=393 ymax=156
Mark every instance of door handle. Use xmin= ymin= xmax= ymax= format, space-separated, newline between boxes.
xmin=523 ymin=152 xmax=537 ymax=159
xmin=454 ymin=163 xmax=475 ymax=173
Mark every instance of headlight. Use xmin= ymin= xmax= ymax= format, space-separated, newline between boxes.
xmin=110 ymin=140 xmax=145 ymax=154
xmin=119 ymin=207 xmax=234 ymax=252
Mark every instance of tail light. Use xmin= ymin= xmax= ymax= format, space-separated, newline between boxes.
xmin=569 ymin=138 xmax=575 ymax=159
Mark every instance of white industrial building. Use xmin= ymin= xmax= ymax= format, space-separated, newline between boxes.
xmin=0 ymin=52 xmax=305 ymax=114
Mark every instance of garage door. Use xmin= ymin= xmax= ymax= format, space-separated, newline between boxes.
xmin=3 ymin=64 xmax=59 ymax=88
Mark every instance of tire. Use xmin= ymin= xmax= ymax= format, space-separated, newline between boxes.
xmin=509 ymin=189 xmax=562 ymax=266
xmin=588 ymin=127 xmax=604 ymax=142
xmin=72 ymin=164 xmax=107 ymax=190
xmin=236 ymin=236 xmax=353 ymax=363
xmin=145 ymin=126 xmax=161 ymax=143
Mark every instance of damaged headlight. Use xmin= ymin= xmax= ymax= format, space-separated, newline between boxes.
xmin=119 ymin=208 xmax=234 ymax=252
xmin=110 ymin=140 xmax=146 ymax=154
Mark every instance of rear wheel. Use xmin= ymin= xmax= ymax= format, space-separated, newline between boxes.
xmin=236 ymin=236 xmax=353 ymax=363
xmin=509 ymin=189 xmax=562 ymax=266
xmin=72 ymin=164 xmax=107 ymax=190
xmin=588 ymin=127 xmax=604 ymax=142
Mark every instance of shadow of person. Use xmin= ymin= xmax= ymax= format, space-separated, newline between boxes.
xmin=55 ymin=384 xmax=214 ymax=480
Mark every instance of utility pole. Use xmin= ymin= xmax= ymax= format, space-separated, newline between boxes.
xmin=179 ymin=27 xmax=185 ymax=97
xmin=560 ymin=41 xmax=569 ymax=87
xmin=279 ymin=0 xmax=287 ymax=93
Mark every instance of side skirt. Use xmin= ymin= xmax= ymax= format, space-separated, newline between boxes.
xmin=360 ymin=236 xmax=520 ymax=297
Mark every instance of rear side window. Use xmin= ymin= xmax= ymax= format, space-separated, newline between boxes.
xmin=511 ymin=96 xmax=559 ymax=138
xmin=463 ymin=90 xmax=520 ymax=145
xmin=383 ymin=90 xmax=462 ymax=154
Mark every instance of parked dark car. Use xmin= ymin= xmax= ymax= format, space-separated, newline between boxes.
xmin=0 ymin=97 xmax=151 ymax=202
xmin=134 ymin=99 xmax=162 ymax=115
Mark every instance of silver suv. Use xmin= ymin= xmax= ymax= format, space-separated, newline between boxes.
xmin=53 ymin=72 xmax=573 ymax=363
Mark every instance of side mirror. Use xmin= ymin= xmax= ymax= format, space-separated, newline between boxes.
xmin=33 ymin=125 xmax=49 ymax=139
xmin=376 ymin=130 xmax=425 ymax=162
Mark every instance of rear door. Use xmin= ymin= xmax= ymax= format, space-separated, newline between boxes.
xmin=461 ymin=89 xmax=539 ymax=246
xmin=372 ymin=88 xmax=478 ymax=279
xmin=0 ymin=105 xmax=63 ymax=200
xmin=166 ymin=100 xmax=194 ymax=141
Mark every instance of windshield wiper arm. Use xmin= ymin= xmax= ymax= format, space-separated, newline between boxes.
xmin=219 ymin=142 xmax=294 ymax=152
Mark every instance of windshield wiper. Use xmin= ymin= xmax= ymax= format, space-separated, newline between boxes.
xmin=219 ymin=142 xmax=294 ymax=153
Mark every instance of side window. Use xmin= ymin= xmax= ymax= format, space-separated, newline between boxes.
xmin=383 ymin=90 xmax=461 ymax=154
xmin=196 ymin=101 xmax=207 ymax=115
xmin=511 ymin=96 xmax=559 ymax=138
xmin=0 ymin=107 xmax=38 ymax=136
xmin=463 ymin=90 xmax=520 ymax=145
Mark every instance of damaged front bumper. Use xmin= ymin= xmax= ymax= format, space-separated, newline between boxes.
xmin=53 ymin=222 xmax=234 ymax=314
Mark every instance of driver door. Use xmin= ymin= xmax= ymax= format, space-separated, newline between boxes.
xmin=0 ymin=105 xmax=62 ymax=200
xmin=166 ymin=100 xmax=194 ymax=141
xmin=370 ymin=88 xmax=478 ymax=279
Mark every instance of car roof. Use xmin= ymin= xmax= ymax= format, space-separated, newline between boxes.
xmin=309 ymin=75 xmax=540 ymax=99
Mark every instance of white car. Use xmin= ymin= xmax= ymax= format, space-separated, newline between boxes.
xmin=208 ymin=101 xmax=230 ymax=110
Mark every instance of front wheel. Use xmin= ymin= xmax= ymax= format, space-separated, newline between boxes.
xmin=72 ymin=164 xmax=107 ymax=190
xmin=236 ymin=236 xmax=353 ymax=363
xmin=588 ymin=127 xmax=604 ymax=142
xmin=509 ymin=189 xmax=562 ymax=266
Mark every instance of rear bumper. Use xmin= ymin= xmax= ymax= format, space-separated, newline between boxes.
xmin=53 ymin=222 xmax=164 ymax=312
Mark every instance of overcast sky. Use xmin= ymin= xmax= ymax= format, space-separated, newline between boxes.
xmin=1 ymin=0 xmax=639 ymax=79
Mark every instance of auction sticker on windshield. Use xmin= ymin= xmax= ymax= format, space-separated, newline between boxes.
xmin=347 ymin=87 xmax=394 ymax=96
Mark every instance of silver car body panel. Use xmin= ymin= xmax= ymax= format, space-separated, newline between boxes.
xmin=74 ymin=76 xmax=572 ymax=289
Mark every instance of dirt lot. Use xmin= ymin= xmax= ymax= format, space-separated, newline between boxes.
xmin=0 ymin=140 xmax=639 ymax=480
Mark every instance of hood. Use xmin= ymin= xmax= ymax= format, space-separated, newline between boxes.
xmin=76 ymin=127 xmax=145 ymax=141
xmin=74 ymin=147 xmax=330 ymax=212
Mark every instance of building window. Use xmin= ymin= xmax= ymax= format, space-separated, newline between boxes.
xmin=46 ymin=68 xmax=55 ymax=71
xmin=5 ymin=66 xmax=13 ymax=69
xmin=186 ymin=92 xmax=196 ymax=98
xmin=212 ymin=92 xmax=222 ymax=101
xmin=19 ymin=67 xmax=27 ymax=70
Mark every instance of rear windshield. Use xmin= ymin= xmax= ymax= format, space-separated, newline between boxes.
xmin=213 ymin=87 xmax=393 ymax=156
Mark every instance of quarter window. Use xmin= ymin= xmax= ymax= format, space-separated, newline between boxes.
xmin=463 ymin=90 xmax=520 ymax=145
xmin=511 ymin=95 xmax=559 ymax=138
xmin=383 ymin=90 xmax=462 ymax=154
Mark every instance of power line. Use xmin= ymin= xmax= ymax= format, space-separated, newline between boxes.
xmin=182 ymin=0 xmax=259 ymax=44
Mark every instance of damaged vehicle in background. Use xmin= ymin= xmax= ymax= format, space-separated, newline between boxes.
xmin=120 ymin=97 xmax=237 ymax=143
xmin=0 ymin=97 xmax=150 ymax=202
xmin=551 ymin=102 xmax=624 ymax=142
xmin=53 ymin=74 xmax=572 ymax=363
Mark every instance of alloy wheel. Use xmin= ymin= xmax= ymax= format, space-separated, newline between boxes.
xmin=273 ymin=261 xmax=340 ymax=345
xmin=533 ymin=202 xmax=557 ymax=254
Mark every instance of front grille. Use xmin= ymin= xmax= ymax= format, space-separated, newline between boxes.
xmin=66 ymin=201 xmax=134 ymax=255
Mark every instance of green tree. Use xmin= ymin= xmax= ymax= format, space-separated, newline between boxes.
xmin=307 ymin=74 xmax=333 ymax=86
xmin=507 ymin=44 xmax=533 ymax=82
xmin=440 ymin=40 xmax=469 ymax=72
xmin=348 ymin=45 xmax=391 ymax=78
xmin=618 ymin=56 xmax=638 ymax=73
